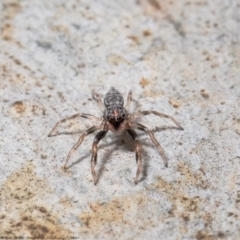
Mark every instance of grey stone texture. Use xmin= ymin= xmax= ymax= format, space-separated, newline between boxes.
xmin=1 ymin=0 xmax=240 ymax=239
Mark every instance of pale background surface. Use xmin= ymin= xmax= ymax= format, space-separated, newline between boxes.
xmin=1 ymin=0 xmax=240 ymax=239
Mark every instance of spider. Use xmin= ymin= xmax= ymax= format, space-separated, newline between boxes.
xmin=48 ymin=87 xmax=183 ymax=185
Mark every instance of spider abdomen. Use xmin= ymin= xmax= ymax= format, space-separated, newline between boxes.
xmin=104 ymin=88 xmax=127 ymax=123
xmin=104 ymin=87 xmax=124 ymax=108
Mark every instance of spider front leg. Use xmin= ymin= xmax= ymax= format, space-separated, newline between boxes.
xmin=127 ymin=129 xmax=142 ymax=184
xmin=64 ymin=125 xmax=103 ymax=170
xmin=93 ymin=90 xmax=105 ymax=112
xmin=133 ymin=110 xmax=184 ymax=130
xmin=48 ymin=113 xmax=100 ymax=137
xmin=125 ymin=90 xmax=132 ymax=111
xmin=91 ymin=126 xmax=108 ymax=185
xmin=130 ymin=122 xmax=168 ymax=167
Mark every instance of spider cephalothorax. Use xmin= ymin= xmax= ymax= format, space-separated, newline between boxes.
xmin=48 ymin=87 xmax=183 ymax=185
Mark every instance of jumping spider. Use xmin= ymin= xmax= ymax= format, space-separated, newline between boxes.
xmin=48 ymin=87 xmax=183 ymax=184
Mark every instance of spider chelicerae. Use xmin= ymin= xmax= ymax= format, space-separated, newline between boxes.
xmin=48 ymin=87 xmax=183 ymax=185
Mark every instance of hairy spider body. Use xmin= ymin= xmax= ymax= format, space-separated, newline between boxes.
xmin=48 ymin=87 xmax=183 ymax=185
xmin=104 ymin=88 xmax=127 ymax=132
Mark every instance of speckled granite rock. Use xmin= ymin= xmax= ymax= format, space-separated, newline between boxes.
xmin=1 ymin=0 xmax=240 ymax=239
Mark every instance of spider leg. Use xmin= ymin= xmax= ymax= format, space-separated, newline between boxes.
xmin=125 ymin=90 xmax=132 ymax=111
xmin=130 ymin=122 xmax=168 ymax=167
xmin=127 ymin=129 xmax=142 ymax=184
xmin=64 ymin=125 xmax=103 ymax=170
xmin=91 ymin=126 xmax=108 ymax=185
xmin=133 ymin=110 xmax=184 ymax=130
xmin=48 ymin=113 xmax=100 ymax=137
xmin=93 ymin=90 xmax=105 ymax=112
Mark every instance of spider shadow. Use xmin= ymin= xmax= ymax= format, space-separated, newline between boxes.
xmin=64 ymin=139 xmax=121 ymax=182
xmin=48 ymin=130 xmax=83 ymax=137
xmin=57 ymin=125 xmax=181 ymax=183
xmin=50 ymin=125 xmax=181 ymax=138
xmin=126 ymin=126 xmax=181 ymax=183
xmin=137 ymin=126 xmax=182 ymax=137
xmin=66 ymin=153 xmax=90 ymax=169
xmin=95 ymin=133 xmax=152 ymax=185
xmin=95 ymin=141 xmax=119 ymax=184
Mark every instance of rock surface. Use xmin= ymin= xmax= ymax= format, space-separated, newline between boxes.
xmin=1 ymin=0 xmax=240 ymax=239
